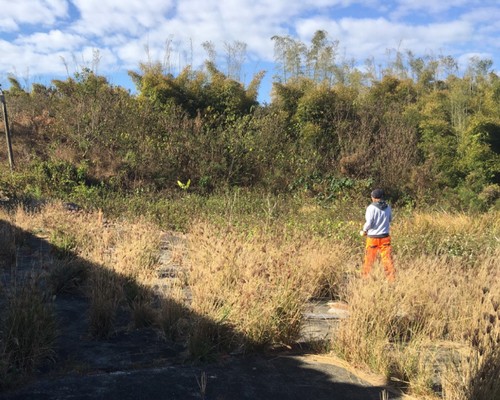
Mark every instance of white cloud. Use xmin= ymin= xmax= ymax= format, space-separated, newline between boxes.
xmin=0 ymin=40 xmax=71 ymax=77
xmin=0 ymin=18 xmax=20 ymax=32
xmin=0 ymin=0 xmax=499 ymax=92
xmin=296 ymin=16 xmax=473 ymax=62
xmin=15 ymin=30 xmax=85 ymax=52
xmin=0 ymin=0 xmax=69 ymax=31
xmin=70 ymin=0 xmax=176 ymax=36
xmin=461 ymin=7 xmax=500 ymax=39
xmin=116 ymin=39 xmax=151 ymax=68
xmin=391 ymin=0 xmax=471 ymax=18
xmin=389 ymin=0 xmax=500 ymax=22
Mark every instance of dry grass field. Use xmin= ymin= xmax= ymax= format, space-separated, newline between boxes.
xmin=1 ymin=202 xmax=498 ymax=399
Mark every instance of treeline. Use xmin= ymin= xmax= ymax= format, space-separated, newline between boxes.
xmin=2 ymin=31 xmax=500 ymax=210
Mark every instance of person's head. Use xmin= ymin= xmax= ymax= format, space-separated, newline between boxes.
xmin=370 ymin=188 xmax=384 ymax=201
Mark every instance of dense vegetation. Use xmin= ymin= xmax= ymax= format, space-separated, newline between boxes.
xmin=0 ymin=30 xmax=499 ymax=218
xmin=1 ymin=31 xmax=499 ymax=400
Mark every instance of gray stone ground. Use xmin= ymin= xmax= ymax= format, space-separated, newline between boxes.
xmin=0 ymin=353 xmax=398 ymax=400
xmin=0 ymin=221 xmax=402 ymax=400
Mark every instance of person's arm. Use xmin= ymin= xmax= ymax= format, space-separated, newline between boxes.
xmin=362 ymin=205 xmax=374 ymax=233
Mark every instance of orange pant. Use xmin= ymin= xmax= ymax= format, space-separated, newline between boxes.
xmin=362 ymin=236 xmax=395 ymax=281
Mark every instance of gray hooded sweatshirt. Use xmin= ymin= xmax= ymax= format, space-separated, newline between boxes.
xmin=363 ymin=201 xmax=392 ymax=238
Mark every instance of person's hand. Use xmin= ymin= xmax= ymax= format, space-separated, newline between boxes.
xmin=359 ymin=230 xmax=366 ymax=236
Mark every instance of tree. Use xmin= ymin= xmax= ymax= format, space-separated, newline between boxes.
xmin=224 ymin=40 xmax=247 ymax=81
xmin=271 ymin=35 xmax=305 ymax=82
xmin=457 ymin=117 xmax=500 ymax=190
xmin=272 ymin=31 xmax=340 ymax=85
xmin=305 ymin=30 xmax=339 ymax=84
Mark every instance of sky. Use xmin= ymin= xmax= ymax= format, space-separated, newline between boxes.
xmin=1 ymin=0 xmax=500 ymax=103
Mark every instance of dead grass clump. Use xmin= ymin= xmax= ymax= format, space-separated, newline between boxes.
xmin=156 ymin=287 xmax=189 ymax=341
xmin=332 ymin=251 xmax=500 ymax=397
xmin=129 ymin=297 xmax=156 ymax=329
xmin=87 ymin=268 xmax=124 ymax=338
xmin=111 ymin=219 xmax=161 ymax=283
xmin=187 ymin=222 xmax=344 ymax=353
xmin=48 ymin=259 xmax=88 ymax=295
xmin=442 ymin=280 xmax=500 ymax=400
xmin=0 ymin=279 xmax=56 ymax=387
xmin=123 ymin=280 xmax=156 ymax=329
xmin=0 ymin=216 xmax=16 ymax=269
xmin=187 ymin=314 xmax=235 ymax=361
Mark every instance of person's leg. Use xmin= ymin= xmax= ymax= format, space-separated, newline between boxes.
xmin=380 ymin=236 xmax=395 ymax=282
xmin=362 ymin=238 xmax=379 ymax=278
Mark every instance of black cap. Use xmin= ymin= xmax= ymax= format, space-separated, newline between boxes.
xmin=371 ymin=188 xmax=384 ymax=199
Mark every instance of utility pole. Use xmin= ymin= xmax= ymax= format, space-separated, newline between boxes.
xmin=0 ymin=85 xmax=14 ymax=170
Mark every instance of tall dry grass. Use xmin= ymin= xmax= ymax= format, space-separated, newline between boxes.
xmin=332 ymin=210 xmax=500 ymax=398
xmin=395 ymin=211 xmax=499 ymax=263
xmin=441 ymin=278 xmax=500 ymax=400
xmin=12 ymin=202 xmax=163 ymax=283
xmin=10 ymin=202 xmax=183 ymax=338
xmin=0 ymin=281 xmax=57 ymax=388
xmin=0 ymin=208 xmax=57 ymax=387
xmin=12 ymin=203 xmax=161 ymax=279
xmin=186 ymin=222 xmax=351 ymax=351
xmin=3 ymin=201 xmax=499 ymax=398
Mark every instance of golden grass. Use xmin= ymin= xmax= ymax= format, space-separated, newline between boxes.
xmin=394 ymin=210 xmax=500 ymax=263
xmin=441 ymin=282 xmax=500 ymax=400
xmin=12 ymin=202 xmax=161 ymax=285
xmin=9 ymin=202 xmax=176 ymax=338
xmin=3 ymin=202 xmax=499 ymax=397
xmin=186 ymin=222 xmax=349 ymax=349
xmin=332 ymin=248 xmax=499 ymax=398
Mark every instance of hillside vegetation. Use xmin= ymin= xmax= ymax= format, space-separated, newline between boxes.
xmin=0 ymin=31 xmax=499 ymax=214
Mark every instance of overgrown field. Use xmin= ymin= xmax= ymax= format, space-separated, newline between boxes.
xmin=1 ymin=31 xmax=499 ymax=399
xmin=0 ymin=197 xmax=498 ymax=399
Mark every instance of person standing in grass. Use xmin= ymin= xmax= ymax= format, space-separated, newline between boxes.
xmin=359 ymin=188 xmax=395 ymax=282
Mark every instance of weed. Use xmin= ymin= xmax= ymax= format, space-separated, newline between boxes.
xmin=129 ymin=298 xmax=156 ymax=329
xmin=196 ymin=371 xmax=207 ymax=400
xmin=442 ymin=287 xmax=500 ymax=400
xmin=157 ymin=291 xmax=188 ymax=341
xmin=50 ymin=229 xmax=77 ymax=259
xmin=187 ymin=315 xmax=234 ymax=361
xmin=123 ymin=280 xmax=157 ymax=328
xmin=0 ymin=279 xmax=56 ymax=387
xmin=87 ymin=268 xmax=123 ymax=338
xmin=48 ymin=259 xmax=88 ymax=295
xmin=0 ymin=218 xmax=16 ymax=269
xmin=187 ymin=222 xmax=337 ymax=349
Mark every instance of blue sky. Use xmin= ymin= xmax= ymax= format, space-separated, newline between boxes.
xmin=1 ymin=0 xmax=499 ymax=103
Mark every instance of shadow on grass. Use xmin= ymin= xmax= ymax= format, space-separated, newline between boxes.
xmin=0 ymin=214 xmax=397 ymax=400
